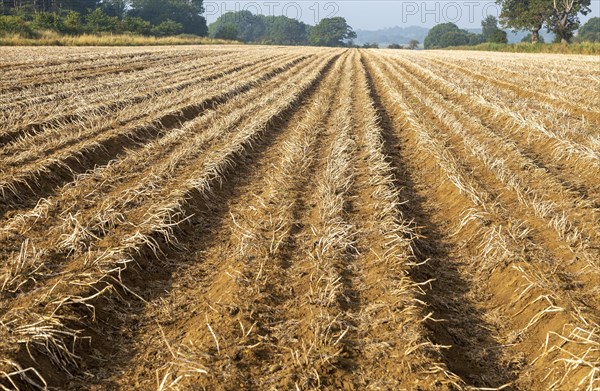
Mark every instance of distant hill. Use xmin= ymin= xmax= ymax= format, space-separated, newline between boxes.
xmin=354 ymin=26 xmax=429 ymax=46
xmin=356 ymin=26 xmax=554 ymax=46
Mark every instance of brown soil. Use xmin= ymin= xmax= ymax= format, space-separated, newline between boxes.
xmin=0 ymin=46 xmax=598 ymax=391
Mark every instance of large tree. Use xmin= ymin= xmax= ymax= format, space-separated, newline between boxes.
xmin=308 ymin=17 xmax=355 ymax=47
xmin=424 ymin=22 xmax=472 ymax=49
xmin=264 ymin=15 xmax=308 ymax=45
xmin=548 ymin=0 xmax=591 ymax=42
xmin=496 ymin=0 xmax=551 ymax=43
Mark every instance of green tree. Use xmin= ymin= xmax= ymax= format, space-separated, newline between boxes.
xmin=548 ymin=0 xmax=591 ymax=43
xmin=387 ymin=43 xmax=403 ymax=49
xmin=440 ymin=30 xmax=470 ymax=47
xmin=62 ymin=10 xmax=84 ymax=34
xmin=32 ymin=12 xmax=62 ymax=31
xmin=85 ymin=8 xmax=121 ymax=33
xmin=482 ymin=15 xmax=508 ymax=43
xmin=424 ymin=23 xmax=472 ymax=49
xmin=408 ymin=39 xmax=419 ymax=49
xmin=130 ymin=0 xmax=207 ymax=36
xmin=576 ymin=17 xmax=600 ymax=42
xmin=308 ymin=17 xmax=356 ymax=46
xmin=151 ymin=19 xmax=183 ymax=36
xmin=208 ymin=11 xmax=266 ymax=42
xmin=264 ymin=15 xmax=308 ymax=45
xmin=498 ymin=0 xmax=591 ymax=43
xmin=0 ymin=15 xmax=35 ymax=37
xmin=213 ymin=23 xmax=238 ymax=40
xmin=122 ymin=16 xmax=152 ymax=35
xmin=496 ymin=0 xmax=550 ymax=43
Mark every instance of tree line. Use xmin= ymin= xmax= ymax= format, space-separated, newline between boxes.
xmin=0 ymin=1 xmax=358 ymax=47
xmin=0 ymin=0 xmax=207 ymax=36
xmin=208 ymin=11 xmax=356 ymax=46
xmin=3 ymin=0 xmax=596 ymax=46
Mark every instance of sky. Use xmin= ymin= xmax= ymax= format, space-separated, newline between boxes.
xmin=204 ymin=0 xmax=600 ymax=30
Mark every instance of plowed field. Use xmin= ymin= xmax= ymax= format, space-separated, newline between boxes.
xmin=0 ymin=46 xmax=598 ymax=390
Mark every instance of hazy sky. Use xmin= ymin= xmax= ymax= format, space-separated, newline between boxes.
xmin=204 ymin=0 xmax=600 ymax=30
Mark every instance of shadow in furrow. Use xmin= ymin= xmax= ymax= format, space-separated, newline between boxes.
xmin=360 ymin=54 xmax=517 ymax=389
